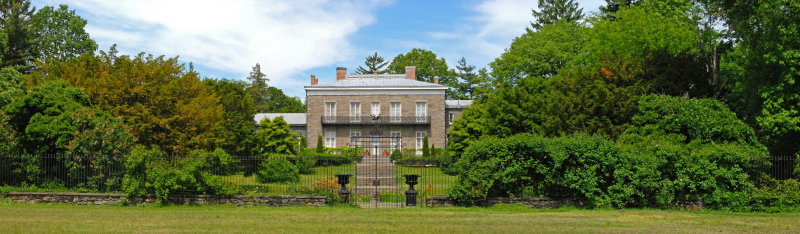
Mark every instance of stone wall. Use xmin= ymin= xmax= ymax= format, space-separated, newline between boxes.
xmin=6 ymin=192 xmax=326 ymax=206
xmin=426 ymin=196 xmax=567 ymax=208
xmin=427 ymin=196 xmax=705 ymax=209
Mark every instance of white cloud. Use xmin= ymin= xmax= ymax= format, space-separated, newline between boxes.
xmin=51 ymin=0 xmax=388 ymax=85
xmin=429 ymin=0 xmax=605 ymax=69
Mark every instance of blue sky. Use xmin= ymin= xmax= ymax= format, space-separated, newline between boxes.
xmin=32 ymin=0 xmax=605 ymax=98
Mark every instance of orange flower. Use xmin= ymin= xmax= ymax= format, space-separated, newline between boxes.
xmin=600 ymin=67 xmax=613 ymax=77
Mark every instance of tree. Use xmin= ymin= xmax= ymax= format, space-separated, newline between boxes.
xmin=261 ymin=86 xmax=305 ymax=113
xmin=252 ymin=116 xmax=299 ymax=155
xmin=717 ymin=0 xmax=800 ymax=156
xmin=316 ymin=135 xmax=324 ymax=152
xmin=0 ymin=0 xmax=37 ymax=73
xmin=247 ymin=63 xmax=269 ymax=112
xmin=356 ymin=52 xmax=388 ymax=74
xmin=530 ymin=0 xmax=584 ymax=30
xmin=32 ymin=4 xmax=97 ymax=62
xmin=452 ymin=57 xmax=483 ymax=100
xmin=386 ymin=48 xmax=464 ymax=99
xmin=0 ymin=67 xmax=23 ymax=108
xmin=599 ymin=0 xmax=638 ymax=15
xmin=491 ymin=21 xmax=584 ymax=86
xmin=31 ymin=48 xmax=223 ymax=156
xmin=422 ymin=136 xmax=430 ymax=157
xmin=203 ymin=78 xmax=257 ymax=156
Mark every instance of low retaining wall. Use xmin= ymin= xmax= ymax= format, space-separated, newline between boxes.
xmin=426 ymin=196 xmax=567 ymax=208
xmin=426 ymin=196 xmax=705 ymax=209
xmin=5 ymin=192 xmax=326 ymax=206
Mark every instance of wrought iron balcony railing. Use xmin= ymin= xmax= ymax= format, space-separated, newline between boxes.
xmin=321 ymin=115 xmax=430 ymax=125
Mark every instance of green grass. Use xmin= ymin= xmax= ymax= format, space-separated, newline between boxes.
xmin=0 ymin=203 xmax=798 ymax=233
xmin=396 ymin=166 xmax=456 ymax=196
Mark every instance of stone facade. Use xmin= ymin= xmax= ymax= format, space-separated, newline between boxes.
xmin=302 ymin=67 xmax=470 ymax=154
xmin=306 ymin=94 xmax=446 ymax=149
xmin=6 ymin=192 xmax=326 ymax=206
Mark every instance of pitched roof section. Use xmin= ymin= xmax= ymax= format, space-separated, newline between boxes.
xmin=306 ymin=74 xmax=446 ymax=89
xmin=254 ymin=113 xmax=306 ymax=125
xmin=445 ymin=100 xmax=473 ymax=108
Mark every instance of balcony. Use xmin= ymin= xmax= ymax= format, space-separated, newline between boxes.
xmin=321 ymin=115 xmax=430 ymax=125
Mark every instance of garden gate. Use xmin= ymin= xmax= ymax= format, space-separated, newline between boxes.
xmin=349 ymin=136 xmax=405 ymax=208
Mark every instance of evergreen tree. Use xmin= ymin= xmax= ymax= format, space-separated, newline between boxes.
xmin=530 ymin=0 xmax=584 ymax=30
xmin=422 ymin=136 xmax=430 ymax=157
xmin=1 ymin=0 xmax=37 ymax=73
xmin=356 ymin=52 xmax=388 ymax=74
xmin=599 ymin=0 xmax=638 ymax=15
xmin=454 ymin=57 xmax=480 ymax=99
xmin=316 ymin=135 xmax=324 ymax=153
xmin=247 ymin=63 xmax=269 ymax=111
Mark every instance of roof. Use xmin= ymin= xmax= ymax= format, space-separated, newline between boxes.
xmin=445 ymin=100 xmax=473 ymax=108
xmin=306 ymin=74 xmax=447 ymax=89
xmin=254 ymin=113 xmax=306 ymax=125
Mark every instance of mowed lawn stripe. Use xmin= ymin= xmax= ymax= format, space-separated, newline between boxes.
xmin=0 ymin=204 xmax=798 ymax=233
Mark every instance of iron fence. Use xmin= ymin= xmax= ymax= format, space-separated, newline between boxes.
xmin=1 ymin=154 xmax=795 ymax=207
xmin=762 ymin=155 xmax=797 ymax=180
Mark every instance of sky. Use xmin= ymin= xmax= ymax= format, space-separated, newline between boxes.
xmin=32 ymin=0 xmax=606 ymax=98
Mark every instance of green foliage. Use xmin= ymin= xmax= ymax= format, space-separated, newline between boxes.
xmin=0 ymin=67 xmax=24 ymax=108
xmin=0 ymin=0 xmax=37 ymax=73
xmin=246 ymin=63 xmax=304 ymax=113
xmin=316 ymin=135 xmax=324 ymax=153
xmin=356 ymin=52 xmax=388 ymax=74
xmin=491 ymin=21 xmax=584 ymax=86
xmin=32 ymin=4 xmax=97 ymax=62
xmin=252 ymin=116 xmax=299 ymax=155
xmin=203 ymin=78 xmax=256 ymax=156
xmin=530 ymin=0 xmax=584 ymax=30
xmin=33 ymin=48 xmax=223 ymax=156
xmin=390 ymin=149 xmax=402 ymax=161
xmin=386 ymin=48 xmax=464 ymax=99
xmin=622 ymin=95 xmax=763 ymax=147
xmin=719 ymin=0 xmax=800 ymax=156
xmin=122 ymin=146 xmax=238 ymax=204
xmin=422 ymin=136 xmax=430 ymax=157
xmin=4 ymin=80 xmax=91 ymax=155
xmin=257 ymin=157 xmax=299 ymax=183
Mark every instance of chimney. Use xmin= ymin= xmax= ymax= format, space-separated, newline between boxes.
xmin=433 ymin=76 xmax=440 ymax=84
xmin=405 ymin=66 xmax=416 ymax=80
xmin=336 ymin=67 xmax=346 ymax=80
xmin=310 ymin=75 xmax=318 ymax=85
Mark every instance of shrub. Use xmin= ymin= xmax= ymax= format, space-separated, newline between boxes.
xmin=422 ymin=136 xmax=430 ymax=157
xmin=292 ymin=156 xmax=316 ymax=174
xmin=287 ymin=177 xmax=343 ymax=204
xmin=390 ymin=149 xmax=402 ymax=161
xmin=256 ymin=157 xmax=299 ymax=183
xmin=316 ymin=135 xmax=324 ymax=153
xmin=122 ymin=146 xmax=239 ymax=204
xmin=748 ymin=179 xmax=800 ymax=212
xmin=795 ymin=153 xmax=800 ymax=179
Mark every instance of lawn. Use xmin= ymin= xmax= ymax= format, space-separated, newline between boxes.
xmin=1 ymin=203 xmax=798 ymax=233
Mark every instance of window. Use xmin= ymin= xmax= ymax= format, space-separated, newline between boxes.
xmin=448 ymin=113 xmax=455 ymax=125
xmin=350 ymin=102 xmax=361 ymax=123
xmin=324 ymin=130 xmax=336 ymax=148
xmin=371 ymin=102 xmax=380 ymax=116
xmin=391 ymin=131 xmax=401 ymax=150
xmin=390 ymin=102 xmax=401 ymax=122
xmin=324 ymin=102 xmax=336 ymax=116
xmin=350 ymin=129 xmax=361 ymax=147
xmin=416 ymin=131 xmax=426 ymax=154
xmin=416 ymin=102 xmax=427 ymax=122
xmin=324 ymin=102 xmax=336 ymax=122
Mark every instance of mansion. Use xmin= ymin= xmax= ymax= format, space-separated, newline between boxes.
xmin=255 ymin=66 xmax=471 ymax=154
